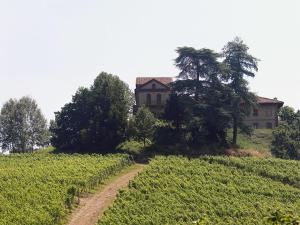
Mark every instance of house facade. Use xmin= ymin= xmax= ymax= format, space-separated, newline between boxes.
xmin=134 ymin=76 xmax=284 ymax=129
xmin=134 ymin=77 xmax=172 ymax=115
xmin=243 ymin=97 xmax=284 ymax=129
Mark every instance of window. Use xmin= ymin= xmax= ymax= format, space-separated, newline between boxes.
xmin=253 ymin=109 xmax=259 ymax=117
xmin=266 ymin=122 xmax=273 ymax=129
xmin=152 ymin=83 xmax=156 ymax=89
xmin=157 ymin=94 xmax=162 ymax=105
xmin=253 ymin=123 xmax=259 ymax=129
xmin=146 ymin=93 xmax=151 ymax=105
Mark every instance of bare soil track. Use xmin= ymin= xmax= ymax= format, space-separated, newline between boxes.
xmin=68 ymin=164 xmax=144 ymax=225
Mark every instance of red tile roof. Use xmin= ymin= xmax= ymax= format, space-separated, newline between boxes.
xmin=136 ymin=77 xmax=173 ymax=87
xmin=257 ymin=96 xmax=284 ymax=105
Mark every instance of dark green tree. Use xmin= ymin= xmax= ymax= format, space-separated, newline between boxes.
xmin=163 ymin=93 xmax=192 ymax=131
xmin=0 ymin=97 xmax=49 ymax=153
xmin=222 ymin=37 xmax=259 ymax=146
xmin=50 ymin=72 xmax=133 ymax=151
xmin=172 ymin=47 xmax=232 ymax=147
xmin=271 ymin=106 xmax=300 ymax=159
xmin=135 ymin=106 xmax=156 ymax=146
xmin=175 ymin=47 xmax=221 ymax=101
xmin=278 ymin=106 xmax=296 ymax=125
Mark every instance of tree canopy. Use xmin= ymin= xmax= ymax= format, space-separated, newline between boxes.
xmin=162 ymin=47 xmax=232 ymax=147
xmin=272 ymin=106 xmax=300 ymax=159
xmin=159 ymin=38 xmax=259 ymax=150
xmin=175 ymin=47 xmax=222 ymax=101
xmin=134 ymin=106 xmax=157 ymax=146
xmin=0 ymin=96 xmax=49 ymax=153
xmin=50 ymin=72 xmax=133 ymax=151
xmin=222 ymin=37 xmax=259 ymax=145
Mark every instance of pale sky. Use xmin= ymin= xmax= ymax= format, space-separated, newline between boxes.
xmin=0 ymin=0 xmax=299 ymax=120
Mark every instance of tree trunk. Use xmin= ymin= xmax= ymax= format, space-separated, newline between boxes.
xmin=232 ymin=116 xmax=238 ymax=146
xmin=232 ymin=102 xmax=239 ymax=146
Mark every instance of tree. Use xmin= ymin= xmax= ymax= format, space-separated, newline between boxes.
xmin=175 ymin=47 xmax=221 ymax=101
xmin=172 ymin=47 xmax=232 ymax=147
xmin=278 ymin=106 xmax=296 ymax=125
xmin=50 ymin=72 xmax=133 ymax=151
xmin=0 ymin=97 xmax=49 ymax=153
xmin=163 ymin=93 xmax=192 ymax=131
xmin=135 ymin=106 xmax=156 ymax=146
xmin=222 ymin=37 xmax=259 ymax=146
xmin=271 ymin=106 xmax=300 ymax=159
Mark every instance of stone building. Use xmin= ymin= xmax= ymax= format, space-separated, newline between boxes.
xmin=134 ymin=76 xmax=284 ymax=129
xmin=134 ymin=77 xmax=173 ymax=115
xmin=243 ymin=97 xmax=284 ymax=129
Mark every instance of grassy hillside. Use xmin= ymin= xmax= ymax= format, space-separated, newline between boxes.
xmin=227 ymin=129 xmax=273 ymax=155
xmin=100 ymin=156 xmax=300 ymax=225
xmin=0 ymin=153 xmax=132 ymax=225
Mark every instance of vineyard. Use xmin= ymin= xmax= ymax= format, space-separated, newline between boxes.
xmin=0 ymin=153 xmax=132 ymax=225
xmin=99 ymin=156 xmax=300 ymax=225
xmin=203 ymin=156 xmax=300 ymax=189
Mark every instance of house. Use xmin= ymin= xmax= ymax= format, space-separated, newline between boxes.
xmin=134 ymin=76 xmax=284 ymax=129
xmin=134 ymin=77 xmax=173 ymax=115
xmin=243 ymin=97 xmax=284 ymax=129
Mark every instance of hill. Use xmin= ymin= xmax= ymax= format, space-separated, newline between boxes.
xmin=226 ymin=129 xmax=273 ymax=157
xmin=0 ymin=153 xmax=132 ymax=225
xmin=99 ymin=156 xmax=300 ymax=224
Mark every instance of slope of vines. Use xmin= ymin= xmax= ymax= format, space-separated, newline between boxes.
xmin=99 ymin=156 xmax=300 ymax=225
xmin=203 ymin=156 xmax=300 ymax=188
xmin=0 ymin=153 xmax=131 ymax=225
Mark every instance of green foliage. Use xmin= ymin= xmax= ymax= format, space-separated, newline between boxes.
xmin=154 ymin=123 xmax=183 ymax=146
xmin=267 ymin=211 xmax=300 ymax=225
xmin=175 ymin=47 xmax=221 ymax=101
xmin=168 ymin=38 xmax=259 ymax=149
xmin=0 ymin=96 xmax=49 ymax=153
xmin=167 ymin=46 xmax=233 ymax=147
xmin=203 ymin=156 xmax=300 ymax=189
xmin=163 ymin=93 xmax=192 ymax=131
xmin=99 ymin=156 xmax=300 ymax=225
xmin=116 ymin=139 xmax=147 ymax=155
xmin=135 ymin=106 xmax=156 ymax=146
xmin=272 ymin=106 xmax=300 ymax=159
xmin=222 ymin=37 xmax=259 ymax=145
xmin=0 ymin=153 xmax=131 ymax=224
xmin=227 ymin=129 xmax=273 ymax=152
xmin=279 ymin=106 xmax=297 ymax=125
xmin=50 ymin=72 xmax=133 ymax=151
xmin=125 ymin=116 xmax=138 ymax=140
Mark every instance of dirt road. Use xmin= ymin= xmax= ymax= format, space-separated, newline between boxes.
xmin=68 ymin=164 xmax=144 ymax=225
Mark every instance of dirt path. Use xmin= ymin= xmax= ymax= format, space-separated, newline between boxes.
xmin=68 ymin=164 xmax=145 ymax=225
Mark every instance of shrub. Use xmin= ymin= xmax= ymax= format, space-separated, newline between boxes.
xmin=271 ymin=106 xmax=300 ymax=160
xmin=116 ymin=140 xmax=147 ymax=155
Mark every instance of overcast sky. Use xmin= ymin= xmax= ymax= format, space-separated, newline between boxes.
xmin=0 ymin=0 xmax=299 ymax=120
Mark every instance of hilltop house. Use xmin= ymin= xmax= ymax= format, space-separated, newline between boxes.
xmin=243 ymin=97 xmax=283 ymax=129
xmin=134 ymin=77 xmax=284 ymax=129
xmin=134 ymin=77 xmax=173 ymax=115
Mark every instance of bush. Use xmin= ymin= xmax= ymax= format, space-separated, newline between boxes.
xmin=135 ymin=106 xmax=156 ymax=146
xmin=116 ymin=140 xmax=147 ymax=155
xmin=271 ymin=106 xmax=300 ymax=160
xmin=271 ymin=123 xmax=300 ymax=159
xmin=153 ymin=124 xmax=181 ymax=146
